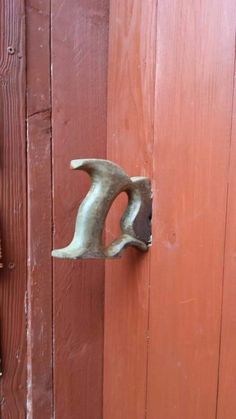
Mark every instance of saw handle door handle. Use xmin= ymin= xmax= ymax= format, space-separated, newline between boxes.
xmin=52 ymin=159 xmax=152 ymax=259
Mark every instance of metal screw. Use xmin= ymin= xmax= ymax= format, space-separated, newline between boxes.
xmin=8 ymin=262 xmax=15 ymax=270
xmin=7 ymin=46 xmax=15 ymax=55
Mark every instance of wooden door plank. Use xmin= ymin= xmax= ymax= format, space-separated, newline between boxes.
xmin=26 ymin=1 xmax=53 ymax=417
xmin=51 ymin=1 xmax=109 ymax=417
xmin=0 ymin=0 xmax=27 ymax=416
xmin=104 ymin=2 xmax=157 ymax=418
xmin=217 ymin=52 xmax=236 ymax=419
xmin=147 ymin=1 xmax=236 ymax=418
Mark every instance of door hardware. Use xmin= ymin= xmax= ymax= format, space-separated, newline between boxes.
xmin=52 ymin=159 xmax=152 ymax=259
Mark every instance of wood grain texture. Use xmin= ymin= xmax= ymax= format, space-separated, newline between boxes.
xmin=217 ymin=47 xmax=236 ymax=419
xmin=51 ymin=1 xmax=109 ymax=417
xmin=26 ymin=1 xmax=53 ymax=417
xmin=0 ymin=0 xmax=27 ymax=416
xmin=147 ymin=1 xmax=236 ymax=418
xmin=104 ymin=1 xmax=157 ymax=418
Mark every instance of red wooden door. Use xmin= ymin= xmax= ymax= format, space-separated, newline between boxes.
xmin=1 ymin=0 xmax=236 ymax=418
xmin=104 ymin=1 xmax=236 ymax=418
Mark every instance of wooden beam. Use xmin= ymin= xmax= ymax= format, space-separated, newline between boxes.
xmin=147 ymin=1 xmax=236 ymax=417
xmin=104 ymin=1 xmax=157 ymax=417
xmin=51 ymin=0 xmax=109 ymax=417
xmin=0 ymin=0 xmax=27 ymax=415
xmin=217 ymin=41 xmax=236 ymax=419
xmin=26 ymin=0 xmax=53 ymax=416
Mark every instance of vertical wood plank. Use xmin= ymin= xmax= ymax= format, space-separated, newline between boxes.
xmin=147 ymin=1 xmax=236 ymax=418
xmin=104 ymin=1 xmax=157 ymax=418
xmin=26 ymin=0 xmax=53 ymax=417
xmin=0 ymin=0 xmax=27 ymax=416
xmin=51 ymin=1 xmax=109 ymax=417
xmin=217 ymin=50 xmax=236 ymax=419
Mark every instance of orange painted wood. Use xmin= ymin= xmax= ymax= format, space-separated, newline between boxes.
xmin=104 ymin=1 xmax=157 ymax=418
xmin=0 ymin=0 xmax=27 ymax=416
xmin=217 ymin=60 xmax=236 ymax=419
xmin=147 ymin=1 xmax=236 ymax=418
xmin=51 ymin=1 xmax=109 ymax=417
xmin=26 ymin=0 xmax=53 ymax=416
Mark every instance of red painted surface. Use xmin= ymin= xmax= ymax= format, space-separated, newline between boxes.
xmin=0 ymin=1 xmax=236 ymax=418
xmin=104 ymin=1 xmax=156 ymax=418
xmin=147 ymin=1 xmax=236 ymax=418
xmin=51 ymin=1 xmax=109 ymax=417
xmin=26 ymin=1 xmax=53 ymax=417
xmin=0 ymin=0 xmax=27 ymax=416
